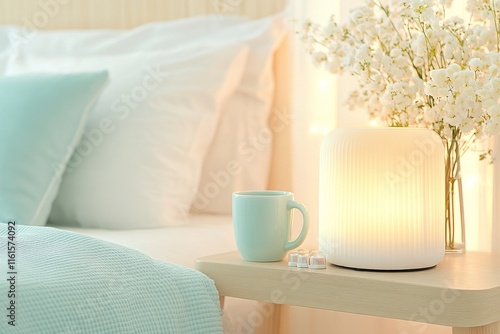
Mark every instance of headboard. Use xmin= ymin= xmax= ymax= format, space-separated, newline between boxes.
xmin=0 ymin=0 xmax=288 ymax=28
xmin=0 ymin=0 xmax=292 ymax=191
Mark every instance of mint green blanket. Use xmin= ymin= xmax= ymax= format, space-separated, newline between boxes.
xmin=0 ymin=224 xmax=223 ymax=333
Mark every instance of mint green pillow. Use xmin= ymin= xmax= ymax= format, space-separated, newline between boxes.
xmin=0 ymin=71 xmax=108 ymax=226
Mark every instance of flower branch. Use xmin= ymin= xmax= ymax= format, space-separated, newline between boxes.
xmin=299 ymin=0 xmax=500 ymax=251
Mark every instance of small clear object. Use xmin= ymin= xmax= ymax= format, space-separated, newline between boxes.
xmin=297 ymin=249 xmax=309 ymax=268
xmin=289 ymin=249 xmax=309 ymax=267
xmin=309 ymin=250 xmax=326 ymax=269
xmin=288 ymin=251 xmax=299 ymax=267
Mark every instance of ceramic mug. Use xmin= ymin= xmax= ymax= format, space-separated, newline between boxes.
xmin=232 ymin=190 xmax=309 ymax=262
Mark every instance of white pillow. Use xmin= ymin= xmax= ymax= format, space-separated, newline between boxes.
xmin=0 ymin=16 xmax=264 ymax=56
xmin=191 ymin=17 xmax=286 ymax=214
xmin=1 ymin=14 xmax=287 ymax=215
xmin=6 ymin=46 xmax=248 ymax=229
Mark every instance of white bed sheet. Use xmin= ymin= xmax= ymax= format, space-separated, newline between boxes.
xmin=53 ymin=213 xmax=237 ymax=268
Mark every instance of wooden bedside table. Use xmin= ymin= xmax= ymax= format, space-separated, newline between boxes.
xmin=196 ymin=251 xmax=500 ymax=334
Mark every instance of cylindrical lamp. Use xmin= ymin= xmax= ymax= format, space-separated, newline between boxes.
xmin=319 ymin=128 xmax=445 ymax=270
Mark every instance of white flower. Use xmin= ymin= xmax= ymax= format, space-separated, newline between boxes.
xmin=311 ymin=52 xmax=327 ymax=67
xmin=446 ymin=63 xmax=462 ymax=76
xmin=469 ymin=58 xmax=484 ymax=71
xmin=355 ymin=45 xmax=372 ymax=63
xmin=453 ymin=70 xmax=475 ymax=89
xmin=390 ymin=48 xmax=402 ymax=58
xmin=325 ymin=56 xmax=342 ymax=73
xmin=300 ymin=0 xmax=500 ymax=142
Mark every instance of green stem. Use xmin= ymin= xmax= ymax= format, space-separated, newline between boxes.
xmin=493 ymin=0 xmax=500 ymax=52
xmin=445 ymin=129 xmax=464 ymax=250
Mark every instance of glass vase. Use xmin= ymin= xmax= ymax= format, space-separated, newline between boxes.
xmin=444 ymin=137 xmax=466 ymax=253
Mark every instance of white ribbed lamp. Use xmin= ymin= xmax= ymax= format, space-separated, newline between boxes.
xmin=319 ymin=128 xmax=445 ymax=270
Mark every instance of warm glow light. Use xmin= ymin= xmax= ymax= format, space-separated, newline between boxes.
xmin=319 ymin=128 xmax=445 ymax=270
xmin=318 ymin=78 xmax=330 ymax=91
xmin=309 ymin=122 xmax=333 ymax=135
xmin=465 ymin=174 xmax=478 ymax=189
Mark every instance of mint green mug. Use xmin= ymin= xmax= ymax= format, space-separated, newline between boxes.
xmin=232 ymin=190 xmax=309 ymax=262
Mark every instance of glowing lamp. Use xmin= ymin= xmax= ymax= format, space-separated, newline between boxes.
xmin=319 ymin=128 xmax=445 ymax=270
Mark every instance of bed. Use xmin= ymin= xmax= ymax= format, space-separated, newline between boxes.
xmin=0 ymin=0 xmax=291 ymax=333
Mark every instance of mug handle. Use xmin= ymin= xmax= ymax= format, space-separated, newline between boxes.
xmin=284 ymin=200 xmax=309 ymax=251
